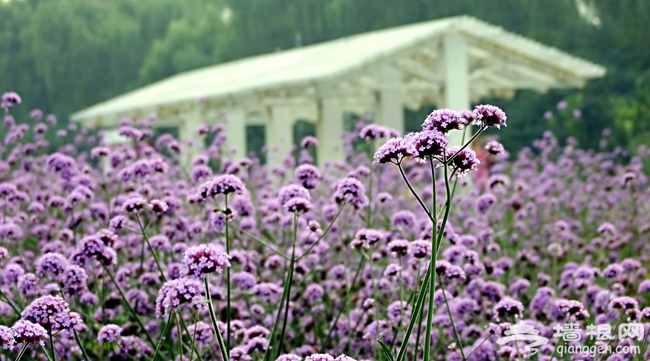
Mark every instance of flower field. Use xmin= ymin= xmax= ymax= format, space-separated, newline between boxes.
xmin=0 ymin=92 xmax=648 ymax=361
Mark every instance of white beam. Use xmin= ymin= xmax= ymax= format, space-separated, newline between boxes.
xmin=376 ymin=64 xmax=404 ymax=135
xmin=443 ymin=33 xmax=470 ymax=146
xmin=224 ymin=107 xmax=247 ymax=160
xmin=265 ymin=102 xmax=294 ymax=170
xmin=317 ymin=96 xmax=345 ymax=167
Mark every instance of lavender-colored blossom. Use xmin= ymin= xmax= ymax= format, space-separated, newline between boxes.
xmin=445 ymin=146 xmax=480 ymax=176
xmin=406 ymin=130 xmax=448 ymax=158
xmin=11 ymin=320 xmax=46 ymax=345
xmin=373 ymin=137 xmax=417 ymax=164
xmin=198 ymin=174 xmax=246 ymax=199
xmin=295 ymin=164 xmax=322 ymax=189
xmin=98 ymin=324 xmax=122 ymax=344
xmin=182 ymin=244 xmax=231 ymax=278
xmin=422 ymin=109 xmax=463 ymax=133
xmin=473 ymin=104 xmax=507 ymax=129
xmin=155 ymin=278 xmax=204 ymax=317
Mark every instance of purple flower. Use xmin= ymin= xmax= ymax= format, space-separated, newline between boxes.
xmin=11 ymin=320 xmax=46 ymax=345
xmin=373 ymin=137 xmax=417 ymax=164
xmin=21 ymin=295 xmax=79 ymax=331
xmin=473 ymin=104 xmax=507 ymax=129
xmin=148 ymin=199 xmax=168 ymax=213
xmin=284 ymin=197 xmax=313 ymax=213
xmin=155 ymin=277 xmax=204 ymax=317
xmin=485 ymin=141 xmax=505 ymax=155
xmin=350 ymin=229 xmax=383 ymax=249
xmin=122 ymin=196 xmax=147 ymax=213
xmin=278 ymin=185 xmax=310 ymax=206
xmin=359 ymin=124 xmax=399 ymax=140
xmin=493 ymin=297 xmax=524 ymax=320
xmin=295 ymin=164 xmax=322 ymax=189
xmin=445 ymin=146 xmax=480 ymax=176
xmin=306 ymin=354 xmax=335 ymax=361
xmin=0 ymin=325 xmax=14 ymax=349
xmin=301 ymin=136 xmax=318 ymax=148
xmin=333 ymin=177 xmax=368 ymax=208
xmin=59 ymin=264 xmax=88 ymax=295
xmin=182 ymin=244 xmax=231 ymax=278
xmin=422 ymin=109 xmax=463 ymax=133
xmin=98 ymin=324 xmax=122 ymax=344
xmin=1 ymin=92 xmax=21 ymax=109
xmin=197 ymin=175 xmax=245 ymax=199
xmin=406 ymin=130 xmax=448 ymax=159
xmin=35 ymin=252 xmax=69 ymax=277
xmin=410 ymin=240 xmax=431 ymax=258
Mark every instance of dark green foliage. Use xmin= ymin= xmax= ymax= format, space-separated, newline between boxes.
xmin=0 ymin=0 xmax=648 ymax=154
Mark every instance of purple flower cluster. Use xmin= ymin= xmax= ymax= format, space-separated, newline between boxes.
xmin=182 ymin=244 xmax=231 ymax=278
xmin=1 ymin=92 xmax=648 ymax=361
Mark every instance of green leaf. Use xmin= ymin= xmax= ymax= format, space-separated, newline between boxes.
xmin=378 ymin=339 xmax=395 ymax=361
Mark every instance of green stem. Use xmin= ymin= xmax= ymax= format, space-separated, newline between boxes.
xmin=296 ymin=202 xmax=346 ymax=261
xmin=136 ymin=215 xmax=167 ymax=282
xmin=73 ymin=330 xmax=90 ymax=361
xmin=175 ymin=311 xmax=183 ymax=361
xmin=15 ymin=344 xmax=28 ymax=361
xmin=235 ymin=227 xmax=288 ymax=259
xmin=204 ymin=277 xmax=229 ymax=361
xmin=397 ymin=164 xmax=433 ymax=221
xmin=152 ymin=313 xmax=175 ymax=361
xmin=276 ymin=212 xmax=299 ymax=357
xmin=48 ymin=326 xmax=56 ymax=361
xmin=40 ymin=346 xmax=55 ymax=361
xmin=224 ymin=196 xmax=232 ymax=351
xmin=189 ymin=310 xmax=200 ymax=361
xmin=322 ymin=256 xmax=366 ymax=349
xmin=439 ymin=281 xmax=466 ymax=360
xmin=102 ymin=265 xmax=155 ymax=348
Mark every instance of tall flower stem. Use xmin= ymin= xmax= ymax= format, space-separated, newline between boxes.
xmin=439 ymin=280 xmax=466 ymax=360
xmin=152 ymin=313 xmax=174 ymax=361
xmin=136 ymin=215 xmax=167 ymax=282
xmin=204 ymin=277 xmax=229 ymax=361
xmin=276 ymin=212 xmax=299 ymax=357
xmin=423 ymin=157 xmax=440 ymax=361
xmin=224 ymin=196 xmax=231 ymax=351
xmin=15 ymin=344 xmax=28 ymax=361
xmin=102 ymin=264 xmax=155 ymax=348
xmin=424 ymin=158 xmax=453 ymax=361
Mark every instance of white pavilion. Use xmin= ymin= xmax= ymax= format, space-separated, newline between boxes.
xmin=72 ymin=16 xmax=605 ymax=167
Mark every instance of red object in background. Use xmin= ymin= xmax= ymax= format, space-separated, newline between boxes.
xmin=474 ymin=143 xmax=492 ymax=190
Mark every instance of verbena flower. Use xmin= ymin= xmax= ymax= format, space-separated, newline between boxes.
xmin=197 ymin=174 xmax=245 ymax=199
xmin=406 ymin=130 xmax=448 ymax=159
xmin=182 ymin=244 xmax=231 ymax=278
xmin=21 ymin=295 xmax=80 ymax=331
xmin=11 ymin=320 xmax=46 ymax=345
xmin=98 ymin=324 xmax=122 ymax=344
xmin=473 ymin=104 xmax=507 ymax=129
xmin=445 ymin=146 xmax=480 ymax=176
xmin=373 ymin=137 xmax=417 ymax=164
xmin=155 ymin=278 xmax=204 ymax=317
xmin=0 ymin=326 xmax=14 ymax=349
xmin=493 ymin=297 xmax=524 ymax=320
xmin=422 ymin=109 xmax=463 ymax=133
xmin=295 ymin=164 xmax=321 ymax=189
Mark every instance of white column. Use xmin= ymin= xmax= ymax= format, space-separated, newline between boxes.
xmin=224 ymin=107 xmax=247 ymax=160
xmin=376 ymin=65 xmax=404 ymax=135
xmin=265 ymin=103 xmax=294 ymax=169
xmin=317 ymin=96 xmax=345 ymax=167
xmin=179 ymin=109 xmax=203 ymax=166
xmin=443 ymin=33 xmax=470 ymax=146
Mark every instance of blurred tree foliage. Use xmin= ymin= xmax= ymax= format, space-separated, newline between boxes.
xmin=0 ymin=0 xmax=648 ymax=153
